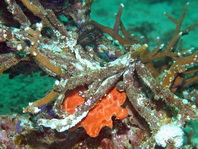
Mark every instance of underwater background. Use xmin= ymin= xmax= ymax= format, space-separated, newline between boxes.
xmin=0 ymin=0 xmax=198 ymax=147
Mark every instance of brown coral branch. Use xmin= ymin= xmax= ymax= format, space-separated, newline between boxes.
xmin=113 ymin=3 xmax=124 ymax=35
xmin=20 ymin=0 xmax=42 ymax=16
xmin=124 ymin=65 xmax=162 ymax=131
xmin=182 ymin=75 xmax=198 ymax=88
xmin=5 ymin=0 xmax=31 ymax=26
xmin=92 ymin=21 xmax=131 ymax=46
xmin=140 ymin=50 xmax=178 ymax=63
xmin=23 ymin=90 xmax=59 ymax=113
xmin=135 ymin=62 xmax=198 ymax=122
xmin=20 ymin=0 xmax=56 ymax=29
xmin=164 ymin=2 xmax=198 ymax=53
xmin=145 ymin=63 xmax=159 ymax=78
xmin=162 ymin=52 xmax=198 ymax=89
xmin=26 ymin=27 xmax=63 ymax=76
xmin=164 ymin=2 xmax=189 ymax=36
xmin=91 ymin=3 xmax=132 ymax=46
xmin=21 ymin=0 xmax=68 ymax=36
xmin=164 ymin=32 xmax=183 ymax=53
xmin=45 ymin=9 xmax=68 ymax=37
xmin=0 ymin=53 xmax=20 ymax=75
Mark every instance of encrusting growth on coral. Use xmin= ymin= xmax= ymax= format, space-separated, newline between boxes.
xmin=62 ymin=87 xmax=128 ymax=137
xmin=0 ymin=0 xmax=197 ymax=148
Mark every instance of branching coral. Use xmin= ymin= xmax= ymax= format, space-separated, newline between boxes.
xmin=0 ymin=0 xmax=197 ymax=148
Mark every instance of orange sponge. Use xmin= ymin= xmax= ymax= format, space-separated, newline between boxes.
xmin=62 ymin=87 xmax=128 ymax=137
xmin=62 ymin=87 xmax=85 ymax=115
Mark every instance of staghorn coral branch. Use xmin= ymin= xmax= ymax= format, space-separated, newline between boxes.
xmin=139 ymin=1 xmax=197 ymax=68
xmin=20 ymin=0 xmax=42 ymax=16
xmin=5 ymin=0 xmax=31 ymax=26
xmin=183 ymin=22 xmax=198 ymax=34
xmin=164 ymin=1 xmax=188 ymax=36
xmin=140 ymin=49 xmax=178 ymax=63
xmin=184 ymin=68 xmax=198 ymax=75
xmin=135 ymin=62 xmax=198 ymax=123
xmin=92 ymin=21 xmax=131 ymax=46
xmin=123 ymin=65 xmax=162 ymax=131
xmin=164 ymin=13 xmax=177 ymax=25
xmin=175 ymin=1 xmax=189 ymax=34
xmin=30 ymin=46 xmax=63 ymax=76
xmin=164 ymin=32 xmax=183 ymax=53
xmin=130 ymin=44 xmax=148 ymax=59
xmin=113 ymin=3 xmax=124 ymax=36
xmin=20 ymin=0 xmax=59 ymax=30
xmin=91 ymin=3 xmax=132 ymax=46
xmin=162 ymin=52 xmax=198 ymax=89
xmin=120 ymin=21 xmax=140 ymax=44
xmin=26 ymin=26 xmax=63 ymax=76
xmin=23 ymin=90 xmax=59 ymax=113
xmin=145 ymin=63 xmax=159 ymax=78
xmin=0 ymin=53 xmax=25 ymax=75
xmin=164 ymin=2 xmax=198 ymax=53
xmin=182 ymin=75 xmax=198 ymax=88
xmin=45 ymin=9 xmax=68 ymax=37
